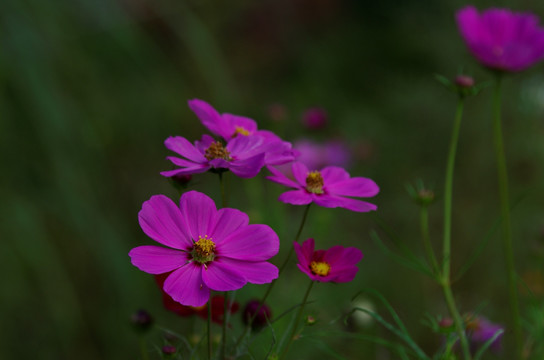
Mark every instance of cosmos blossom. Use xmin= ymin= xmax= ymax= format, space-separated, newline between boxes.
xmin=188 ymin=99 xmax=295 ymax=165
xmin=294 ymin=238 xmax=363 ymax=283
xmin=456 ymin=6 xmax=544 ymax=72
xmin=160 ymin=134 xmax=266 ymax=179
xmin=154 ymin=272 xmax=239 ymax=324
xmin=267 ymin=161 xmax=379 ymax=212
xmin=129 ymin=191 xmax=279 ymax=307
xmin=465 ymin=315 xmax=504 ymax=354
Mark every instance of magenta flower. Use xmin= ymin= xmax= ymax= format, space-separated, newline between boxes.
xmin=302 ymin=107 xmax=327 ymax=130
xmin=456 ymin=6 xmax=544 ymax=72
xmin=267 ymin=161 xmax=379 ymax=212
xmin=294 ymin=238 xmax=363 ymax=283
xmin=160 ymin=134 xmax=265 ymax=178
xmin=465 ymin=315 xmax=504 ymax=354
xmin=129 ymin=191 xmax=279 ymax=307
xmin=188 ymin=99 xmax=295 ymax=165
xmin=293 ymin=139 xmax=352 ymax=170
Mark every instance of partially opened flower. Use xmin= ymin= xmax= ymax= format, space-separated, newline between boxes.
xmin=129 ymin=191 xmax=279 ymax=307
xmin=154 ymin=272 xmax=239 ymax=324
xmin=465 ymin=314 xmax=504 ymax=354
xmin=456 ymin=6 xmax=544 ymax=72
xmin=267 ymin=161 xmax=378 ymax=212
xmin=188 ymin=99 xmax=295 ymax=165
xmin=294 ymin=238 xmax=363 ymax=283
xmin=160 ymin=134 xmax=265 ymax=178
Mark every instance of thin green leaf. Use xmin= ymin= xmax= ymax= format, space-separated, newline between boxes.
xmin=473 ymin=329 xmax=504 ymax=360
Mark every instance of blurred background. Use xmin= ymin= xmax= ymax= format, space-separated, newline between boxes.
xmin=2 ymin=0 xmax=544 ymax=359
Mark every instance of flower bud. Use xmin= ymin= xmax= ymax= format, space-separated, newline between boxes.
xmin=242 ymin=299 xmax=272 ymax=331
xmin=130 ymin=309 xmax=153 ymax=333
xmin=455 ymin=75 xmax=475 ymax=88
xmin=302 ymin=107 xmax=327 ymax=130
xmin=306 ymin=315 xmax=317 ymax=325
xmin=162 ymin=345 xmax=176 ymax=355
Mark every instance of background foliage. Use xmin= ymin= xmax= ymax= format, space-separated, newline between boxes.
xmin=2 ymin=0 xmax=544 ymax=359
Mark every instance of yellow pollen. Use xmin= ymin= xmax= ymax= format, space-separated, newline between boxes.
xmin=192 ymin=235 xmax=216 ymax=263
xmin=233 ymin=126 xmax=250 ymax=136
xmin=306 ymin=171 xmax=324 ymax=194
xmin=205 ymin=141 xmax=232 ymax=161
xmin=310 ymin=261 xmax=331 ymax=276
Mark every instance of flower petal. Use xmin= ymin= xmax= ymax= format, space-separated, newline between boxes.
xmin=202 ymin=261 xmax=247 ymax=291
xmin=218 ymin=224 xmax=279 ymax=261
xmin=210 ymin=208 xmax=249 ymax=241
xmin=217 ymin=258 xmax=278 ymax=284
xmin=228 ymin=153 xmax=265 ymax=178
xmin=223 ymin=113 xmax=258 ymax=134
xmin=278 ymin=190 xmax=312 ymax=205
xmin=294 ymin=239 xmax=314 ymax=269
xmin=321 ymin=166 xmax=350 ymax=184
xmin=325 ymin=177 xmax=379 ymax=197
xmin=188 ymin=99 xmax=228 ymax=138
xmin=291 ymin=162 xmax=309 ymax=185
xmin=179 ymin=191 xmax=217 ymax=241
xmin=164 ymin=264 xmax=210 ymax=307
xmin=138 ymin=195 xmax=192 ymax=249
xmin=160 ymin=166 xmax=210 ymax=177
xmin=226 ymin=135 xmax=264 ymax=159
xmin=129 ymin=245 xmax=189 ymax=274
xmin=266 ymin=165 xmax=300 ymax=189
xmin=329 ymin=196 xmax=377 ymax=212
xmin=164 ymin=136 xmax=206 ymax=163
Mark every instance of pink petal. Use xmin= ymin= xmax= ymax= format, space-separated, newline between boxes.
xmin=223 ymin=114 xmax=258 ymax=134
xmin=160 ymin=166 xmax=210 ymax=177
xmin=129 ymin=245 xmax=189 ymax=274
xmin=210 ymin=208 xmax=249 ymax=241
xmin=188 ymin=99 xmax=227 ymax=138
xmin=226 ymin=135 xmax=264 ymax=158
xmin=202 ymin=261 xmax=247 ymax=291
xmin=326 ymin=266 xmax=359 ymax=283
xmin=291 ymin=162 xmax=309 ymax=185
xmin=278 ymin=190 xmax=312 ymax=205
xmin=179 ymin=191 xmax=217 ymax=241
xmin=194 ymin=134 xmax=216 ymax=153
xmin=218 ymin=224 xmax=279 ymax=261
xmin=321 ymin=166 xmax=350 ymax=184
xmin=217 ymin=258 xmax=278 ymax=284
xmin=138 ymin=195 xmax=192 ymax=249
xmin=228 ymin=153 xmax=265 ymax=178
xmin=164 ymin=136 xmax=206 ymax=163
xmin=330 ymin=196 xmax=377 ymax=212
xmin=164 ymin=264 xmax=210 ymax=307
xmin=312 ymin=194 xmax=347 ymax=208
xmin=266 ymin=166 xmax=300 ymax=189
xmin=294 ymin=239 xmax=314 ymax=269
xmin=325 ymin=177 xmax=379 ymax=197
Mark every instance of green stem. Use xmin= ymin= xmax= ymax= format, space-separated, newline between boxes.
xmin=207 ymin=299 xmax=212 ymax=360
xmin=280 ymin=280 xmax=314 ymax=359
xmin=420 ymin=205 xmax=439 ymax=278
xmin=221 ymin=292 xmax=228 ymax=360
xmin=441 ymin=97 xmax=471 ymax=359
xmin=492 ymin=75 xmax=522 ymax=357
xmin=139 ymin=336 xmax=149 ymax=360
xmin=232 ymin=204 xmax=312 ymax=350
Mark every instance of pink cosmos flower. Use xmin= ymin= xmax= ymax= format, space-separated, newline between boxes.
xmin=188 ymin=99 xmax=295 ymax=165
xmin=456 ymin=6 xmax=544 ymax=72
xmin=129 ymin=191 xmax=279 ymax=307
xmin=160 ymin=134 xmax=265 ymax=178
xmin=294 ymin=238 xmax=363 ymax=283
xmin=267 ymin=161 xmax=379 ymax=212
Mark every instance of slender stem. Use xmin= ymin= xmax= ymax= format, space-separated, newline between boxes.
xmin=219 ymin=172 xmax=227 ymax=208
xmin=139 ymin=336 xmax=149 ymax=360
xmin=441 ymin=97 xmax=471 ymax=359
xmin=280 ymin=280 xmax=314 ymax=359
xmin=442 ymin=98 xmax=464 ymax=280
xmin=221 ymin=292 xmax=228 ymax=360
xmin=232 ymin=204 xmax=312 ymax=350
xmin=207 ymin=299 xmax=212 ymax=360
xmin=492 ymin=75 xmax=522 ymax=357
xmin=420 ymin=206 xmax=439 ymax=278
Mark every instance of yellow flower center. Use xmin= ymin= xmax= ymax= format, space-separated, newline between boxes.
xmin=233 ymin=126 xmax=250 ymax=136
xmin=192 ymin=235 xmax=216 ymax=263
xmin=310 ymin=261 xmax=331 ymax=276
xmin=306 ymin=171 xmax=324 ymax=194
xmin=205 ymin=141 xmax=232 ymax=161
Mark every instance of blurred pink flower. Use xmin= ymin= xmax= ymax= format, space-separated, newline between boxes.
xmin=293 ymin=139 xmax=351 ymax=170
xmin=267 ymin=161 xmax=378 ymax=212
xmin=302 ymin=107 xmax=327 ymax=129
xmin=294 ymin=238 xmax=363 ymax=283
xmin=129 ymin=191 xmax=279 ymax=307
xmin=465 ymin=315 xmax=504 ymax=354
xmin=456 ymin=6 xmax=544 ymax=72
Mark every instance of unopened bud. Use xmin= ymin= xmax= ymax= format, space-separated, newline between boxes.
xmin=130 ymin=309 xmax=153 ymax=332
xmin=242 ymin=299 xmax=272 ymax=331
xmin=306 ymin=315 xmax=317 ymax=325
xmin=455 ymin=75 xmax=475 ymax=88
xmin=162 ymin=345 xmax=176 ymax=355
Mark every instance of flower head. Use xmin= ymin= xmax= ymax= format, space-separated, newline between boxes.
xmin=267 ymin=161 xmax=378 ymax=212
xmin=294 ymin=238 xmax=363 ymax=283
xmin=188 ymin=99 xmax=295 ymax=165
xmin=465 ymin=314 xmax=504 ymax=354
xmin=129 ymin=191 xmax=279 ymax=307
xmin=456 ymin=6 xmax=544 ymax=72
xmin=160 ymin=134 xmax=266 ymax=179
xmin=154 ymin=272 xmax=239 ymax=324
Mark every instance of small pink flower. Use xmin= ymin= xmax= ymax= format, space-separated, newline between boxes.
xmin=293 ymin=139 xmax=352 ymax=170
xmin=160 ymin=134 xmax=265 ymax=178
xmin=456 ymin=6 xmax=544 ymax=72
xmin=294 ymin=238 xmax=363 ymax=283
xmin=129 ymin=191 xmax=279 ymax=307
xmin=188 ymin=99 xmax=295 ymax=165
xmin=302 ymin=107 xmax=327 ymax=130
xmin=267 ymin=161 xmax=378 ymax=212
